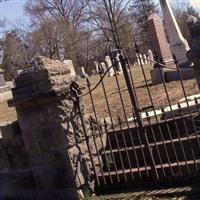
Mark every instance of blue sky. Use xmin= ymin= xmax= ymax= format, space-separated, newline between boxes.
xmin=0 ymin=0 xmax=29 ymax=32
xmin=0 ymin=0 xmax=200 ymax=32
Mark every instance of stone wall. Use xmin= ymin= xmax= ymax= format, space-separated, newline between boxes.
xmin=0 ymin=56 xmax=107 ymax=199
xmin=0 ymin=121 xmax=35 ymax=199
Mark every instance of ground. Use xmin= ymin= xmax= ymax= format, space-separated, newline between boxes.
xmin=80 ymin=64 xmax=199 ymax=123
xmin=0 ymin=100 xmax=17 ymax=124
xmin=0 ymin=64 xmax=199 ymax=124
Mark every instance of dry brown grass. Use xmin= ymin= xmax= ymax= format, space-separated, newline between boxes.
xmin=0 ymin=101 xmax=17 ymax=124
xmin=0 ymin=65 xmax=199 ymax=124
xmin=81 ymin=65 xmax=199 ymax=122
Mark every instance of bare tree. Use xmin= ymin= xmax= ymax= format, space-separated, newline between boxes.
xmin=88 ymin=0 xmax=133 ymax=51
xmin=25 ymin=0 xmax=90 ymax=64
xmin=27 ymin=18 xmax=64 ymax=59
xmin=1 ymin=30 xmax=29 ymax=80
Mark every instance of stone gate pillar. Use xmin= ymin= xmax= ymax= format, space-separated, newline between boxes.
xmin=11 ymin=56 xmax=83 ymax=199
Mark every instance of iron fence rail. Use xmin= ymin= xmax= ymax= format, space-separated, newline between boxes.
xmin=70 ymin=46 xmax=200 ymax=191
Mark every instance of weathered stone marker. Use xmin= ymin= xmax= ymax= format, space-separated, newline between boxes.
xmin=11 ymin=56 xmax=83 ymax=199
xmin=139 ymin=54 xmax=144 ymax=65
xmin=148 ymin=13 xmax=174 ymax=85
xmin=63 ymin=59 xmax=76 ymax=76
xmin=148 ymin=13 xmax=174 ymax=66
xmin=159 ymin=0 xmax=190 ymax=67
xmin=115 ymin=52 xmax=123 ymax=73
xmin=148 ymin=49 xmax=154 ymax=66
xmin=81 ymin=66 xmax=88 ymax=78
xmin=143 ymin=54 xmax=148 ymax=65
xmin=94 ymin=61 xmax=99 ymax=74
xmin=105 ymin=56 xmax=114 ymax=77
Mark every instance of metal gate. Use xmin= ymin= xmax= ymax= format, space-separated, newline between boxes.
xmin=70 ymin=46 xmax=200 ymax=192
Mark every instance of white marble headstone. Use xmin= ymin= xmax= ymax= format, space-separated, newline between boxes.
xmin=115 ymin=53 xmax=123 ymax=72
xmin=138 ymin=54 xmax=144 ymax=65
xmin=63 ymin=59 xmax=76 ymax=76
xmin=159 ymin=0 xmax=190 ymax=67
xmin=143 ymin=54 xmax=148 ymax=64
xmin=81 ymin=67 xmax=86 ymax=77
xmin=105 ymin=56 xmax=114 ymax=77
xmin=148 ymin=50 xmax=154 ymax=66
xmin=94 ymin=61 xmax=99 ymax=74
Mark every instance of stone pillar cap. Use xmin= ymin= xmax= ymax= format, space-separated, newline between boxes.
xmin=12 ymin=56 xmax=73 ymax=105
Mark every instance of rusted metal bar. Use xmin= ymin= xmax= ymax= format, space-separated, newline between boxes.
xmin=119 ymin=51 xmax=143 ymax=127
xmin=89 ymin=117 xmax=109 ymax=184
xmin=161 ymin=106 xmax=182 ymax=176
xmin=104 ymin=119 xmax=120 ymax=183
xmin=70 ymin=82 xmax=100 ymax=186
xmin=136 ymin=45 xmax=173 ymax=178
xmin=132 ymin=109 xmax=149 ymax=177
xmin=99 ymin=68 xmax=120 ymax=183
xmin=145 ymin=111 xmax=166 ymax=178
xmin=118 ymin=116 xmax=134 ymax=180
xmin=174 ymin=54 xmax=200 ymax=152
xmin=143 ymin=127 xmax=160 ymax=182
xmin=111 ymin=61 xmax=142 ymax=180
xmin=177 ymin=102 xmax=199 ymax=171
xmin=156 ymin=60 xmax=191 ymax=174
xmin=86 ymin=78 xmax=113 ymax=185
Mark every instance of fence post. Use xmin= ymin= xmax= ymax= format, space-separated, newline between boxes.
xmin=119 ymin=52 xmax=143 ymax=127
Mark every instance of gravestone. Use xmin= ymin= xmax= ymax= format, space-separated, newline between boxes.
xmin=94 ymin=61 xmax=99 ymax=74
xmin=100 ymin=62 xmax=107 ymax=74
xmin=63 ymin=59 xmax=76 ymax=76
xmin=148 ymin=13 xmax=176 ymax=85
xmin=186 ymin=16 xmax=200 ymax=89
xmin=81 ymin=67 xmax=87 ymax=78
xmin=138 ymin=54 xmax=144 ymax=65
xmin=148 ymin=50 xmax=154 ymax=66
xmin=0 ymin=69 xmax=10 ymax=94
xmin=105 ymin=56 xmax=114 ymax=77
xmin=159 ymin=0 xmax=190 ymax=67
xmin=143 ymin=54 xmax=148 ymax=65
xmin=115 ymin=52 xmax=123 ymax=72
xmin=148 ymin=13 xmax=174 ymax=66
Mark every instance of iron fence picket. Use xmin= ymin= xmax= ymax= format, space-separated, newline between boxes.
xmin=72 ymin=50 xmax=200 ymax=189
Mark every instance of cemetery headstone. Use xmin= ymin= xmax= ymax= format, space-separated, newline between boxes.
xmin=139 ymin=54 xmax=144 ymax=65
xmin=100 ymin=62 xmax=107 ymax=74
xmin=105 ymin=56 xmax=114 ymax=77
xmin=143 ymin=54 xmax=148 ymax=65
xmin=148 ymin=50 xmax=154 ymax=66
xmin=63 ymin=59 xmax=76 ymax=76
xmin=148 ymin=13 xmax=176 ymax=85
xmin=159 ymin=0 xmax=190 ymax=67
xmin=94 ymin=61 xmax=99 ymax=74
xmin=148 ymin=13 xmax=174 ymax=66
xmin=81 ymin=67 xmax=87 ymax=78
xmin=115 ymin=52 xmax=123 ymax=73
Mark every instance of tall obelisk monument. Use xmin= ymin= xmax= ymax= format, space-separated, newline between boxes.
xmin=159 ymin=0 xmax=190 ymax=67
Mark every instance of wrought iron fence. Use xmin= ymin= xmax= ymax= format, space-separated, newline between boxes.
xmin=70 ymin=45 xmax=200 ymax=192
